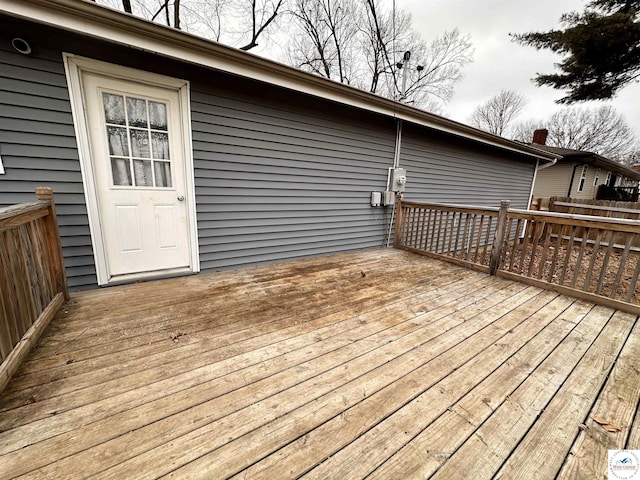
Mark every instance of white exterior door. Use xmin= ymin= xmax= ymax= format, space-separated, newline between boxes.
xmin=65 ymin=56 xmax=198 ymax=285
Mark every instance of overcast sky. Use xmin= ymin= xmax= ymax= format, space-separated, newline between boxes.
xmin=388 ymin=0 xmax=640 ymax=140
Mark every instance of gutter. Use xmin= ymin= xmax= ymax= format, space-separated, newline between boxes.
xmin=0 ymin=0 xmax=558 ymax=164
xmin=536 ymin=157 xmax=559 ymax=170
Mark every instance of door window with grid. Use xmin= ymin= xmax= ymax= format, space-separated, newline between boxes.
xmin=102 ymin=92 xmax=172 ymax=188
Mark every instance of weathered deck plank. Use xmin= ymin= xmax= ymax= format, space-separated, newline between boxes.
xmin=494 ymin=309 xmax=634 ymax=480
xmin=0 ymin=248 xmax=638 ymax=480
xmin=252 ymin=290 xmax=560 ymax=480
xmin=427 ymin=304 xmax=614 ymax=480
xmin=161 ymin=286 xmax=544 ymax=479
xmin=11 ymin=278 xmax=515 ymax=478
xmin=558 ymin=315 xmax=640 ymax=478
xmin=368 ymin=299 xmax=595 ymax=480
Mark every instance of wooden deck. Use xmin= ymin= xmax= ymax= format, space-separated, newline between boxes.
xmin=1 ymin=248 xmax=639 ymax=479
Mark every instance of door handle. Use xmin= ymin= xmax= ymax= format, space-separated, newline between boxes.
xmin=177 ymin=195 xmax=185 ymax=201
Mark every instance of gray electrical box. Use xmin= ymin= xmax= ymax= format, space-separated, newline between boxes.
xmin=383 ymin=191 xmax=396 ymax=206
xmin=388 ymin=168 xmax=407 ymax=192
xmin=370 ymin=191 xmax=382 ymax=207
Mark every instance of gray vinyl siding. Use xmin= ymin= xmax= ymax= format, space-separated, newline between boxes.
xmin=532 ymin=162 xmax=575 ymax=199
xmin=190 ymin=87 xmax=395 ymax=271
xmin=400 ymin=126 xmax=536 ymax=209
xmin=0 ymin=43 xmax=97 ymax=289
xmin=0 ymin=16 xmax=541 ymax=290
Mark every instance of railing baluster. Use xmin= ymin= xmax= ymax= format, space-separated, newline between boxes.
xmin=401 ymin=206 xmax=409 ymax=244
xmin=571 ymin=227 xmax=591 ymax=289
xmin=626 ymin=255 xmax=640 ymax=303
xmin=559 ymin=226 xmax=576 ymax=286
xmin=518 ymin=219 xmax=531 ymax=276
xmin=468 ymin=214 xmax=477 ymax=260
xmin=419 ymin=208 xmax=427 ymax=250
xmin=596 ymin=229 xmax=616 ymax=296
xmin=526 ymin=220 xmax=542 ymax=277
xmin=429 ymin=208 xmax=437 ymax=252
xmin=547 ymin=220 xmax=564 ymax=283
xmin=508 ymin=218 xmax=522 ymax=273
xmin=536 ymin=219 xmax=553 ymax=280
xmin=411 ymin=208 xmax=417 ymax=248
xmin=584 ymin=228 xmax=605 ymax=292
xmin=452 ymin=212 xmax=461 ymax=258
xmin=473 ymin=215 xmax=485 ymax=264
xmin=611 ymin=234 xmax=635 ymax=300
xmin=436 ymin=211 xmax=446 ymax=254
xmin=482 ymin=216 xmax=493 ymax=265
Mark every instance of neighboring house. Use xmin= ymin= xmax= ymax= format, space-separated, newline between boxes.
xmin=0 ymin=0 xmax=556 ymax=290
xmin=529 ymin=129 xmax=640 ymax=201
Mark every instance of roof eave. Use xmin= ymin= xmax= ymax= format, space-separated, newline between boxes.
xmin=591 ymin=154 xmax=640 ymax=181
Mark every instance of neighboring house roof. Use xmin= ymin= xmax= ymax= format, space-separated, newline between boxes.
xmin=528 ymin=144 xmax=640 ymax=181
xmin=1 ymin=0 xmax=559 ymax=164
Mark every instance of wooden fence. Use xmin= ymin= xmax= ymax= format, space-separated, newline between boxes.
xmin=532 ymin=197 xmax=640 ymax=219
xmin=395 ymin=199 xmax=640 ymax=315
xmin=532 ymin=196 xmax=640 ymax=247
xmin=0 ymin=188 xmax=68 ymax=392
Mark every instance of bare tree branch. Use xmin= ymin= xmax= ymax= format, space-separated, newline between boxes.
xmin=512 ymin=105 xmax=638 ymax=162
xmin=469 ymin=90 xmax=527 ymax=136
xmin=94 ymin=0 xmax=473 ymax=111
xmin=240 ymin=0 xmax=284 ymax=51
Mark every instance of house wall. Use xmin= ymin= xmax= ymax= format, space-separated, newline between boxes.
xmin=0 ymin=41 xmax=94 ymax=289
xmin=188 ymin=82 xmax=395 ymax=271
xmin=401 ymin=124 xmax=535 ymax=209
xmin=569 ymin=164 xmax=600 ymax=199
xmin=0 ymin=17 xmax=538 ymax=290
xmin=532 ymin=163 xmax=575 ymax=200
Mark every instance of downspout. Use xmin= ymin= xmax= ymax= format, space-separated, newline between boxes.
xmin=527 ymin=159 xmax=540 ymax=209
xmin=528 ymin=156 xmax=558 ymax=208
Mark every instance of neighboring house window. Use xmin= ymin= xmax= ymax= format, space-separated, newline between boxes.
xmin=578 ymin=165 xmax=588 ymax=192
xmin=605 ymin=171 xmax=612 ymax=186
xmin=593 ymin=168 xmax=600 ymax=186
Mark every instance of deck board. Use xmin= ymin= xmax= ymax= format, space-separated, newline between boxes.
xmin=368 ymin=299 xmax=593 ymax=480
xmin=558 ymin=315 xmax=640 ymax=478
xmin=0 ymin=248 xmax=639 ymax=479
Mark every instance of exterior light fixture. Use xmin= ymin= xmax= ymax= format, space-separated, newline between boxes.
xmin=12 ymin=38 xmax=32 ymax=55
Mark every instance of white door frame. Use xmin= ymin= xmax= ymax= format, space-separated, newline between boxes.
xmin=64 ymin=54 xmax=200 ymax=285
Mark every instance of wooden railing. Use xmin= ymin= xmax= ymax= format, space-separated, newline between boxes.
xmin=0 ymin=188 xmax=68 ymax=392
xmin=394 ymin=200 xmax=510 ymax=275
xmin=395 ymin=199 xmax=640 ymax=315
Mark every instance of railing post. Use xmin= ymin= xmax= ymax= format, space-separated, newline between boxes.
xmin=393 ymin=195 xmax=404 ymax=247
xmin=489 ymin=200 xmax=510 ymax=275
xmin=35 ymin=187 xmax=69 ymax=300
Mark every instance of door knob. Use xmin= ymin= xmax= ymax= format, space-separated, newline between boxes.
xmin=177 ymin=195 xmax=185 ymax=201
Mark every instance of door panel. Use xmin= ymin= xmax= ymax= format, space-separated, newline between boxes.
xmin=114 ymin=205 xmax=142 ymax=252
xmin=155 ymin=205 xmax=178 ymax=249
xmin=81 ymin=72 xmax=192 ymax=279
